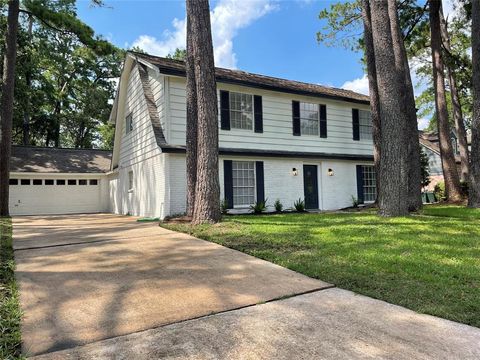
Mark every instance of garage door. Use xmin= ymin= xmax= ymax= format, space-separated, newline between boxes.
xmin=9 ymin=177 xmax=104 ymax=215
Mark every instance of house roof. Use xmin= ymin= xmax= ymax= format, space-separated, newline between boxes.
xmin=10 ymin=146 xmax=112 ymax=173
xmin=131 ymin=52 xmax=370 ymax=105
xmin=418 ymin=131 xmax=461 ymax=163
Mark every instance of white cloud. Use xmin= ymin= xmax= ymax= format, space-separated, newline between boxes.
xmin=418 ymin=118 xmax=430 ymax=130
xmin=341 ymin=74 xmax=369 ymax=95
xmin=131 ymin=0 xmax=276 ymax=68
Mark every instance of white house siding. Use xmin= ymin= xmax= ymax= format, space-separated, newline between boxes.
xmin=165 ymin=153 xmax=372 ymax=217
xmin=422 ymin=145 xmax=443 ymax=176
xmin=109 ymin=64 xmax=167 ymax=218
xmin=9 ymin=173 xmax=108 ymax=215
xmin=167 ymin=77 xmax=373 ymax=156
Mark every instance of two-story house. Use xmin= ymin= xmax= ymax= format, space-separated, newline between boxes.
xmin=107 ymin=52 xmax=375 ymax=218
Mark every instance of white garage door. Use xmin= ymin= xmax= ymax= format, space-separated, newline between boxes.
xmin=9 ymin=177 xmax=104 ymax=215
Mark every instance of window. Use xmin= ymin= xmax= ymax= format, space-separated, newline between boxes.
xmin=128 ymin=171 xmax=134 ymax=191
xmin=33 ymin=179 xmax=42 ymax=185
xmin=78 ymin=180 xmax=87 ymax=185
xmin=232 ymin=161 xmax=255 ymax=206
xmin=362 ymin=165 xmax=377 ymax=202
xmin=45 ymin=180 xmax=54 ymax=185
xmin=9 ymin=179 xmax=18 ymax=185
xmin=230 ymin=92 xmax=253 ymax=130
xmin=21 ymin=179 xmax=30 ymax=185
xmin=57 ymin=180 xmax=66 ymax=185
xmin=300 ymin=102 xmax=319 ymax=136
xmin=68 ymin=180 xmax=77 ymax=185
xmin=359 ymin=110 xmax=372 ymax=140
xmin=126 ymin=113 xmax=133 ymax=134
xmin=89 ymin=179 xmax=98 ymax=186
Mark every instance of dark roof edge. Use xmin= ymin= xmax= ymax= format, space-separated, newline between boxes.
xmin=11 ymin=145 xmax=112 ymax=152
xmin=161 ymin=145 xmax=374 ymax=161
xmin=156 ymin=66 xmax=370 ymax=106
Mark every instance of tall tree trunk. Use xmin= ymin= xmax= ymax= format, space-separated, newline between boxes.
xmin=185 ymin=5 xmax=198 ymax=218
xmin=429 ymin=0 xmax=462 ymax=201
xmin=23 ymin=15 xmax=33 ymax=145
xmin=469 ymin=0 xmax=480 ymax=207
xmin=361 ymin=0 xmax=381 ymax=203
xmin=439 ymin=6 xmax=469 ymax=182
xmin=369 ymin=0 xmax=409 ymax=216
xmin=0 ymin=0 xmax=20 ymax=217
xmin=387 ymin=0 xmax=422 ymax=212
xmin=187 ymin=0 xmax=221 ymax=224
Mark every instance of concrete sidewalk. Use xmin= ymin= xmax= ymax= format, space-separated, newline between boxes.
xmin=32 ymin=288 xmax=480 ymax=360
xmin=13 ymin=214 xmax=329 ymax=357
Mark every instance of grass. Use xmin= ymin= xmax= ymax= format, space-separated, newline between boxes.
xmin=162 ymin=204 xmax=480 ymax=328
xmin=0 ymin=217 xmax=23 ymax=359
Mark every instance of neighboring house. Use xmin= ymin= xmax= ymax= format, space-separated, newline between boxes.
xmin=9 ymin=52 xmax=376 ymax=217
xmin=418 ymin=130 xmax=462 ymax=191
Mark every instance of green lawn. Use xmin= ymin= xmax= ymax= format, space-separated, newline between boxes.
xmin=162 ymin=205 xmax=480 ymax=328
xmin=0 ymin=217 xmax=23 ymax=359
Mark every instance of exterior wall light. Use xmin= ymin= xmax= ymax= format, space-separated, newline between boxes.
xmin=292 ymin=168 xmax=298 ymax=176
xmin=327 ymin=168 xmax=334 ymax=176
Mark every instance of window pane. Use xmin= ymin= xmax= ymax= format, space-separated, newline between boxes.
xmin=79 ymin=180 xmax=87 ymax=185
xmin=68 ymin=180 xmax=76 ymax=185
xmin=362 ymin=165 xmax=377 ymax=202
xmin=21 ymin=179 xmax=30 ymax=185
xmin=57 ymin=180 xmax=66 ymax=185
xmin=45 ymin=180 xmax=54 ymax=185
xmin=300 ymin=102 xmax=319 ymax=135
xmin=90 ymin=179 xmax=98 ymax=185
xmin=359 ymin=110 xmax=372 ymax=140
xmin=9 ymin=179 xmax=18 ymax=185
xmin=232 ymin=161 xmax=255 ymax=206
xmin=229 ymin=92 xmax=253 ymax=130
xmin=33 ymin=179 xmax=42 ymax=185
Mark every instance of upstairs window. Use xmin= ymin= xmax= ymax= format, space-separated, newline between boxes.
xmin=230 ymin=92 xmax=253 ymax=130
xmin=300 ymin=102 xmax=319 ymax=136
xmin=359 ymin=110 xmax=372 ymax=141
xmin=126 ymin=113 xmax=133 ymax=134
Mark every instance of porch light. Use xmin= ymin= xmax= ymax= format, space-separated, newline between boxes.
xmin=327 ymin=168 xmax=334 ymax=176
xmin=292 ymin=168 xmax=298 ymax=176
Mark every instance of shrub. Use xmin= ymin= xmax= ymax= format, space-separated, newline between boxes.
xmin=460 ymin=181 xmax=469 ymax=197
xmin=351 ymin=195 xmax=359 ymax=208
xmin=220 ymin=198 xmax=229 ymax=214
xmin=293 ymin=198 xmax=305 ymax=212
xmin=434 ymin=181 xmax=446 ymax=201
xmin=250 ymin=199 xmax=267 ymax=214
xmin=274 ymin=199 xmax=283 ymax=212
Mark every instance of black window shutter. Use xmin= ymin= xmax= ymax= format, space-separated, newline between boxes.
xmin=255 ymin=161 xmax=265 ymax=203
xmin=254 ymin=95 xmax=263 ymax=133
xmin=292 ymin=101 xmax=300 ymax=136
xmin=356 ymin=165 xmax=364 ymax=204
xmin=224 ymin=160 xmax=234 ymax=208
xmin=220 ymin=91 xmax=230 ymax=130
xmin=319 ymin=104 xmax=327 ymax=138
xmin=352 ymin=108 xmax=360 ymax=141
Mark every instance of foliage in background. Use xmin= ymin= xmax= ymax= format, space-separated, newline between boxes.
xmin=0 ymin=218 xmax=22 ymax=359
xmin=293 ymin=198 xmax=305 ymax=212
xmin=434 ymin=181 xmax=446 ymax=201
xmin=420 ymin=147 xmax=431 ymax=188
xmin=250 ymin=199 xmax=267 ymax=214
xmin=0 ymin=0 xmax=123 ymax=149
xmin=273 ymin=199 xmax=283 ymax=212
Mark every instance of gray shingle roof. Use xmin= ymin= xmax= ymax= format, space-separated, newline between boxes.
xmin=131 ymin=52 xmax=370 ymax=105
xmin=10 ymin=146 xmax=112 ymax=173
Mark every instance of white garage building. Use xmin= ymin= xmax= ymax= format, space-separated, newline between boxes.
xmin=9 ymin=146 xmax=111 ymax=215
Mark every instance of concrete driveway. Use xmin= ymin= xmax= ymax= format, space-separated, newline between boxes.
xmin=13 ymin=214 xmax=329 ymax=357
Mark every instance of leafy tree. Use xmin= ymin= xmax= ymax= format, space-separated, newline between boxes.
xmin=420 ymin=148 xmax=431 ymax=188
xmin=166 ymin=48 xmax=186 ymax=61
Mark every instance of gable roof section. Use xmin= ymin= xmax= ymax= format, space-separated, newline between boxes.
xmin=10 ymin=146 xmax=112 ymax=173
xmin=418 ymin=131 xmax=461 ymax=163
xmin=132 ymin=52 xmax=370 ymax=105
xmin=137 ymin=63 xmax=167 ymax=147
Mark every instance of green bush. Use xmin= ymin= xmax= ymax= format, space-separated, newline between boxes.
xmin=293 ymin=198 xmax=306 ymax=212
xmin=250 ymin=199 xmax=267 ymax=214
xmin=434 ymin=181 xmax=446 ymax=201
xmin=274 ymin=199 xmax=283 ymax=212
xmin=351 ymin=195 xmax=359 ymax=208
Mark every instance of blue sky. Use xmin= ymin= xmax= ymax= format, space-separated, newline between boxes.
xmin=76 ymin=0 xmax=368 ymax=94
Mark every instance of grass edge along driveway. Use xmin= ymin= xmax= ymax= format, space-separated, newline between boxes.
xmin=0 ymin=217 xmax=23 ymax=360
xmin=162 ymin=205 xmax=480 ymax=328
